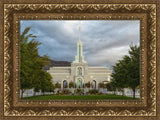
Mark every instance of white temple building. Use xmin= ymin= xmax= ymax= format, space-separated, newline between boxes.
xmin=47 ymin=26 xmax=112 ymax=90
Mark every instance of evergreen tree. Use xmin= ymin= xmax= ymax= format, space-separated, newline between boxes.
xmin=111 ymin=44 xmax=140 ymax=99
xmin=127 ymin=45 xmax=140 ymax=99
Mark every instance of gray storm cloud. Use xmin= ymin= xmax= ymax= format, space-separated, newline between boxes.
xmin=20 ymin=20 xmax=140 ymax=69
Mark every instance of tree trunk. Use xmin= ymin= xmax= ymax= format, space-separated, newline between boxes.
xmin=122 ymin=89 xmax=125 ymax=96
xmin=132 ymin=88 xmax=136 ymax=99
xmin=34 ymin=91 xmax=36 ymax=96
xmin=21 ymin=89 xmax=24 ymax=99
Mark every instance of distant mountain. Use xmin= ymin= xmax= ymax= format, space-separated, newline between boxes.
xmin=43 ymin=59 xmax=71 ymax=71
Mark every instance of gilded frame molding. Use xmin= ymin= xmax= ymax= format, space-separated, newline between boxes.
xmin=0 ymin=0 xmax=160 ymax=119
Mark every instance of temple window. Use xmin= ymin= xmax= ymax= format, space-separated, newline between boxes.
xmin=77 ymin=67 xmax=82 ymax=76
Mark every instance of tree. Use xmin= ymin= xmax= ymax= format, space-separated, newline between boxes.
xmin=69 ymin=81 xmax=74 ymax=88
xmin=111 ymin=56 xmax=130 ymax=96
xmin=98 ymin=82 xmax=106 ymax=88
xmin=127 ymin=45 xmax=140 ymax=99
xmin=40 ymin=71 xmax=55 ymax=95
xmin=85 ymin=82 xmax=91 ymax=88
xmin=55 ymin=82 xmax=61 ymax=88
xmin=20 ymin=27 xmax=37 ymax=98
xmin=20 ymin=27 xmax=53 ymax=98
xmin=111 ymin=44 xmax=140 ymax=99
xmin=31 ymin=55 xmax=51 ymax=96
xmin=106 ymin=81 xmax=116 ymax=94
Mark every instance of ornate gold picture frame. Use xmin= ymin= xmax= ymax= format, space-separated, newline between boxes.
xmin=0 ymin=0 xmax=160 ymax=119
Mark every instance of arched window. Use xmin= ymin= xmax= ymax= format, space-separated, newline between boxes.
xmin=63 ymin=80 xmax=68 ymax=88
xmin=92 ymin=80 xmax=96 ymax=89
xmin=77 ymin=67 xmax=82 ymax=76
xmin=77 ymin=78 xmax=83 ymax=88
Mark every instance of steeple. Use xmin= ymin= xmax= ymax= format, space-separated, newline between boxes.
xmin=73 ymin=26 xmax=87 ymax=64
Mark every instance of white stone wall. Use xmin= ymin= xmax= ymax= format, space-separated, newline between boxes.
xmin=47 ymin=65 xmax=112 ymax=89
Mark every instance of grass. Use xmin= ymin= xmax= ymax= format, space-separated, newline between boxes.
xmin=22 ymin=94 xmax=139 ymax=100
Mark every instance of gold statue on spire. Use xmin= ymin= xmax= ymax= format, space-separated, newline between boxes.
xmin=79 ymin=26 xmax=81 ymax=41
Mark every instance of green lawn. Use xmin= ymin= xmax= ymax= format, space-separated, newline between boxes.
xmin=23 ymin=94 xmax=139 ymax=100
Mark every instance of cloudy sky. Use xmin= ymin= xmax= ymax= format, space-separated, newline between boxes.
xmin=20 ymin=20 xmax=140 ymax=69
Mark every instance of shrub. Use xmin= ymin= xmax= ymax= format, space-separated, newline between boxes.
xmin=85 ymin=82 xmax=91 ymax=88
xmin=89 ymin=89 xmax=99 ymax=94
xmin=55 ymin=82 xmax=61 ymax=88
xmin=62 ymin=89 xmax=70 ymax=94
xmin=69 ymin=81 xmax=74 ymax=88
xmin=75 ymin=89 xmax=84 ymax=94
xmin=56 ymin=90 xmax=61 ymax=95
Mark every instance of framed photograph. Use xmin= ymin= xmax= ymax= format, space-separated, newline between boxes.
xmin=0 ymin=0 xmax=160 ymax=120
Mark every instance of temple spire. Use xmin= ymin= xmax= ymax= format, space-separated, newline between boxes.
xmin=72 ymin=26 xmax=87 ymax=64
